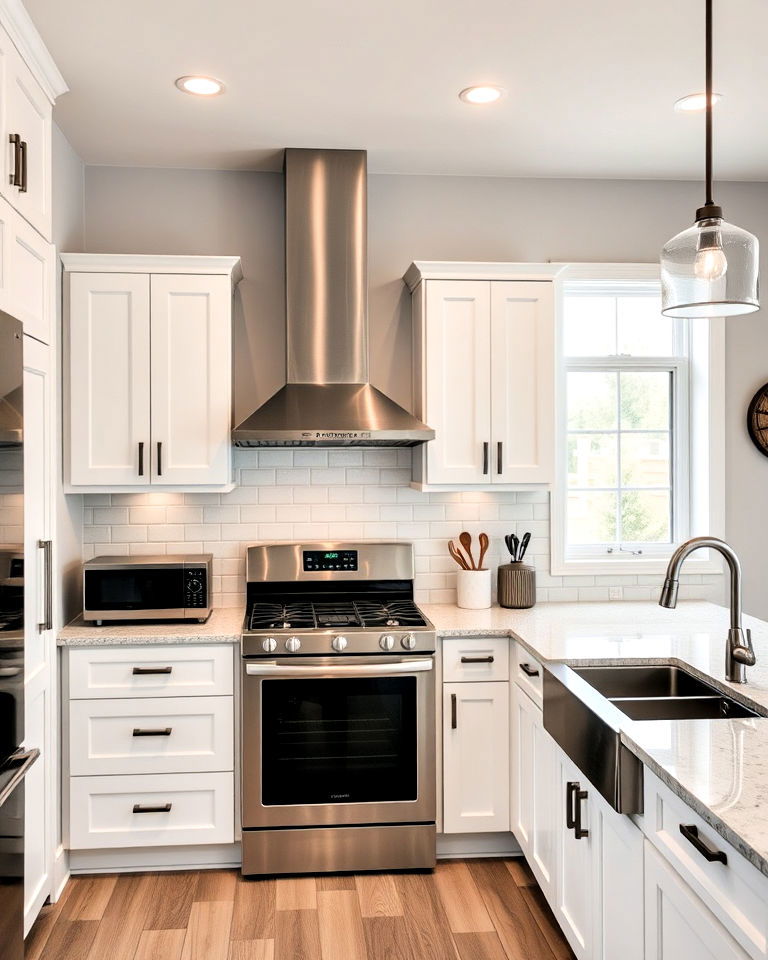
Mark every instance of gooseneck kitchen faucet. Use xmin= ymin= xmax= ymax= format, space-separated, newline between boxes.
xmin=659 ymin=536 xmax=756 ymax=684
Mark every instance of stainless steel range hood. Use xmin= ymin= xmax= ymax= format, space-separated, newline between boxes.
xmin=232 ymin=149 xmax=434 ymax=447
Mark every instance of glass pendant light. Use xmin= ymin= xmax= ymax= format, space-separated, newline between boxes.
xmin=661 ymin=0 xmax=759 ymax=318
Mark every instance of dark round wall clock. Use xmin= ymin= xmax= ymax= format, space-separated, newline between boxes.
xmin=747 ymin=383 xmax=768 ymax=458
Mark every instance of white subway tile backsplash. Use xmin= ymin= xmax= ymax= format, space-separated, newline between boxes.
xmin=80 ymin=451 xmax=721 ymax=607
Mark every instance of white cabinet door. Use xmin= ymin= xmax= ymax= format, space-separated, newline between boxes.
xmin=491 ymin=281 xmax=554 ymax=484
xmin=593 ymin=785 xmax=644 ymax=960
xmin=644 ymin=841 xmax=749 ymax=960
xmin=22 ymin=336 xmax=54 ymax=933
xmin=424 ymin=280 xmax=491 ymax=485
xmin=10 ymin=212 xmax=53 ymax=344
xmin=149 ymin=274 xmax=232 ymax=486
xmin=510 ymin=684 xmax=557 ymax=900
xmin=443 ymin=681 xmax=509 ymax=833
xmin=3 ymin=44 xmax=52 ymax=240
xmin=555 ymin=753 xmax=596 ymax=960
xmin=68 ymin=272 xmax=151 ymax=486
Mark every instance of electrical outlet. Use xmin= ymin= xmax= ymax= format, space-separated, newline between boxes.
xmin=608 ymin=586 xmax=623 ymax=600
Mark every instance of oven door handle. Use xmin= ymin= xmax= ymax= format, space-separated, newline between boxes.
xmin=245 ymin=658 xmax=433 ymax=677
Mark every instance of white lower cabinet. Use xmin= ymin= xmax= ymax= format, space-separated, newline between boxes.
xmin=442 ymin=680 xmax=509 ymax=833
xmin=644 ymin=841 xmax=750 ymax=960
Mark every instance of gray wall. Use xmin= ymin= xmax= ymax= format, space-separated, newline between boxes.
xmin=81 ymin=165 xmax=768 ymax=617
xmin=52 ymin=124 xmax=85 ymax=625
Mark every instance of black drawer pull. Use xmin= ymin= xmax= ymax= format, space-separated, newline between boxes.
xmin=461 ymin=655 xmax=494 ymax=664
xmin=133 ymin=803 xmax=172 ymax=814
xmin=520 ymin=663 xmax=540 ymax=678
xmin=138 ymin=441 xmax=144 ymax=476
xmin=19 ymin=139 xmax=27 ymax=193
xmin=132 ymin=727 xmax=172 ymax=737
xmin=566 ymin=781 xmax=578 ymax=830
xmin=679 ymin=824 xmax=727 ymax=864
xmin=482 ymin=441 xmax=489 ymax=475
xmin=132 ymin=666 xmax=173 ymax=675
xmin=497 ymin=441 xmax=503 ymax=474
xmin=8 ymin=133 xmax=20 ymax=187
xmin=157 ymin=441 xmax=162 ymax=476
xmin=574 ymin=788 xmax=589 ymax=839
xmin=451 ymin=693 xmax=457 ymax=730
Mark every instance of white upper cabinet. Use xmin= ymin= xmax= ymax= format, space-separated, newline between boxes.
xmin=63 ymin=255 xmax=242 ymax=491
xmin=407 ymin=262 xmax=562 ymax=489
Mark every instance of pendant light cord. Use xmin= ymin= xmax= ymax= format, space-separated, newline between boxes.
xmin=705 ymin=0 xmax=713 ymax=207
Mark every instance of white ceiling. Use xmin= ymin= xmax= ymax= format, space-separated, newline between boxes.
xmin=26 ymin=0 xmax=768 ymax=179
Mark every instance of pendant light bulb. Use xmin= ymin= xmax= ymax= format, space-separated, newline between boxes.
xmin=693 ymin=224 xmax=727 ymax=280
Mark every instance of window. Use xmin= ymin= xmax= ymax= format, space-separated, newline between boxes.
xmin=551 ymin=266 xmax=724 ymax=575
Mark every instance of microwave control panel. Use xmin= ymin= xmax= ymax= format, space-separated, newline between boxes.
xmin=303 ymin=550 xmax=358 ymax=572
xmin=184 ymin=567 xmax=208 ymax=607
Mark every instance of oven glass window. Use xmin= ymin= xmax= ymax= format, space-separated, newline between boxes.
xmin=84 ymin=568 xmax=184 ymax=610
xmin=261 ymin=677 xmax=417 ymax=805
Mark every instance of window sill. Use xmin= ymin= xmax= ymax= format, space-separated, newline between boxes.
xmin=550 ymin=556 xmax=723 ymax=577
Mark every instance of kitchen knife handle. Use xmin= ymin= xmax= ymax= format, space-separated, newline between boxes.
xmin=679 ymin=824 xmax=727 ymax=864
xmin=450 ymin=693 xmax=457 ymax=729
xmin=132 ymin=665 xmax=173 ymax=675
xmin=482 ymin=441 xmax=489 ymax=475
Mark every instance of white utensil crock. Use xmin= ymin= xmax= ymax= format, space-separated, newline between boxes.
xmin=456 ymin=568 xmax=492 ymax=609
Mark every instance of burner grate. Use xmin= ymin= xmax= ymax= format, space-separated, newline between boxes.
xmin=246 ymin=598 xmax=427 ymax=632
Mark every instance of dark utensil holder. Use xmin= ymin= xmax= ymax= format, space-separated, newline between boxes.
xmin=498 ymin=562 xmax=536 ymax=609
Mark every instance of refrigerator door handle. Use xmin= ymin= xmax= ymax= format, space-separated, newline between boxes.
xmin=0 ymin=748 xmax=39 ymax=808
xmin=37 ymin=539 xmax=52 ymax=632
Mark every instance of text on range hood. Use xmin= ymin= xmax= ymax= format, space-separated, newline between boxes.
xmin=232 ymin=149 xmax=434 ymax=447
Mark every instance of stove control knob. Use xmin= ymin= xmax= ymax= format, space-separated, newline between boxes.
xmin=261 ymin=637 xmax=277 ymax=653
xmin=332 ymin=636 xmax=348 ymax=652
xmin=285 ymin=636 xmax=301 ymax=653
xmin=401 ymin=633 xmax=417 ymax=650
xmin=379 ymin=634 xmax=395 ymax=651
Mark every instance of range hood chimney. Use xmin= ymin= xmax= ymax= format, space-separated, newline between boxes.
xmin=232 ymin=148 xmax=434 ymax=447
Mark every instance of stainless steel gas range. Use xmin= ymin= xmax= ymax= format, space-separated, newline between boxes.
xmin=240 ymin=541 xmax=436 ymax=876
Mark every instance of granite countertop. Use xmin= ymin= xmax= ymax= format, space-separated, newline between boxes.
xmin=58 ymin=597 xmax=768 ymax=878
xmin=424 ymin=599 xmax=768 ymax=879
xmin=58 ymin=607 xmax=243 ymax=645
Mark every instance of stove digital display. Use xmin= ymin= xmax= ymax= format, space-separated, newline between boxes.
xmin=303 ymin=549 xmax=358 ymax=572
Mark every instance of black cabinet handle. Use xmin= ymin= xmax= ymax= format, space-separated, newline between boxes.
xmin=132 ymin=727 xmax=172 ymax=737
xmin=566 ymin=781 xmax=578 ymax=830
xmin=497 ymin=441 xmax=503 ymax=474
xmin=138 ymin=441 xmax=145 ymax=476
xmin=520 ymin=663 xmax=540 ymax=678
xmin=133 ymin=803 xmax=172 ymax=814
xmin=157 ymin=441 xmax=162 ymax=476
xmin=574 ymin=787 xmax=589 ymax=839
xmin=679 ymin=824 xmax=727 ymax=864
xmin=132 ymin=665 xmax=172 ymax=675
xmin=482 ymin=441 xmax=489 ymax=475
xmin=37 ymin=540 xmax=52 ymax=632
xmin=451 ymin=693 xmax=457 ymax=729
xmin=461 ymin=655 xmax=494 ymax=664
xmin=19 ymin=140 xmax=27 ymax=193
xmin=8 ymin=134 xmax=20 ymax=187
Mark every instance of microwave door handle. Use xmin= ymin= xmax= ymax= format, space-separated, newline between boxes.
xmin=245 ymin=659 xmax=434 ymax=677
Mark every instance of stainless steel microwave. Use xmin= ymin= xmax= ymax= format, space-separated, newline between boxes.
xmin=82 ymin=555 xmax=212 ymax=624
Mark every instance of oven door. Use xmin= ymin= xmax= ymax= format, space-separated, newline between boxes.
xmin=241 ymin=656 xmax=435 ymax=828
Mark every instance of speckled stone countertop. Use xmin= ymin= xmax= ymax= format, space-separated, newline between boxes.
xmin=58 ymin=607 xmax=243 ymax=645
xmin=424 ymin=599 xmax=768 ymax=878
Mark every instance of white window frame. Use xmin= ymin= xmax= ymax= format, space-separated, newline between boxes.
xmin=550 ymin=263 xmax=725 ymax=577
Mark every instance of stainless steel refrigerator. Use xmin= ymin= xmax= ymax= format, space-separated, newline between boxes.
xmin=0 ymin=314 xmax=37 ymax=960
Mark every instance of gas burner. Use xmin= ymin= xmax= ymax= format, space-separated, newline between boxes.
xmin=355 ymin=600 xmax=427 ymax=628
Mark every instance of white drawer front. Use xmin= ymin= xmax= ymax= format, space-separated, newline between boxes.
xmin=68 ymin=645 xmax=234 ymax=699
xmin=512 ymin=643 xmax=543 ymax=707
xmin=69 ymin=696 xmax=233 ymax=776
xmin=69 ymin=772 xmax=234 ymax=849
xmin=642 ymin=769 xmax=768 ymax=960
xmin=442 ymin=637 xmax=509 ymax=682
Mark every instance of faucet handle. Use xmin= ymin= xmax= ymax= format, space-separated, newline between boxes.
xmin=732 ymin=628 xmax=757 ymax=667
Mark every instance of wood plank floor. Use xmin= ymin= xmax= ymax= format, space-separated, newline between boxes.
xmin=26 ymin=859 xmax=575 ymax=960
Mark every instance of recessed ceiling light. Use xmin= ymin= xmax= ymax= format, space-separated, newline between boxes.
xmin=175 ymin=75 xmax=224 ymax=97
xmin=459 ymin=85 xmax=504 ymax=105
xmin=674 ymin=91 xmax=722 ymax=112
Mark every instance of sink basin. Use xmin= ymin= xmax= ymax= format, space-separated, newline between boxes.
xmin=573 ymin=665 xmax=720 ymax=700
xmin=608 ymin=695 xmax=761 ymax=721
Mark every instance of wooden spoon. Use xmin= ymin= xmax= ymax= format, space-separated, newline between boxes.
xmin=459 ymin=531 xmax=476 ymax=570
xmin=477 ymin=532 xmax=489 ymax=570
xmin=449 ymin=540 xmax=470 ymax=570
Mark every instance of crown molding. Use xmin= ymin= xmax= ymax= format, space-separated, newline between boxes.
xmin=0 ymin=0 xmax=68 ymax=102
xmin=403 ymin=260 xmax=567 ymax=291
xmin=61 ymin=253 xmax=243 ymax=284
